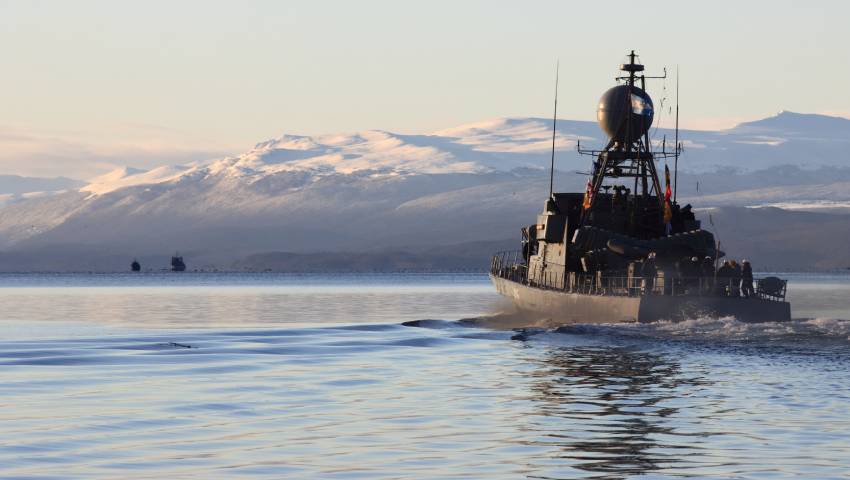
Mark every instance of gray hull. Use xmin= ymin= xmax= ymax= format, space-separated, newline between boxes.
xmin=491 ymin=275 xmax=791 ymax=324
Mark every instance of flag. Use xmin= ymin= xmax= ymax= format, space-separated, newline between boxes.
xmin=663 ymin=164 xmax=673 ymax=231
xmin=582 ymin=180 xmax=592 ymax=210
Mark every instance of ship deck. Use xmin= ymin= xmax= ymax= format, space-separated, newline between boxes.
xmin=490 ymin=252 xmax=791 ymax=324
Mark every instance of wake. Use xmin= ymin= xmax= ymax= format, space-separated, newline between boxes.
xmin=454 ymin=308 xmax=850 ymax=347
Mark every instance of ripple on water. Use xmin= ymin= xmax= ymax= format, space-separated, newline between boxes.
xmin=1 ymin=317 xmax=850 ymax=479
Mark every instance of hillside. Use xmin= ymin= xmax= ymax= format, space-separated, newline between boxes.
xmin=0 ymin=112 xmax=849 ymax=271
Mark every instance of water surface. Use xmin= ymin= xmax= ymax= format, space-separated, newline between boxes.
xmin=1 ymin=273 xmax=849 ymax=479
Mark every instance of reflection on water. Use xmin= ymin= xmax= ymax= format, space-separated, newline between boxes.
xmin=525 ymin=346 xmax=709 ymax=478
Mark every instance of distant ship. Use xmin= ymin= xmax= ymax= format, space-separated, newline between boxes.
xmin=490 ymin=51 xmax=791 ymax=324
xmin=171 ymin=254 xmax=186 ymax=272
xmin=131 ymin=259 xmax=141 ymax=272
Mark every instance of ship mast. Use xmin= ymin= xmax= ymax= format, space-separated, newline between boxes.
xmin=578 ymin=51 xmax=675 ymax=233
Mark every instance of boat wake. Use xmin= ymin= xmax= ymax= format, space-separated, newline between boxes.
xmin=4 ymin=314 xmax=848 ymax=369
xmin=634 ymin=316 xmax=850 ymax=341
xmin=454 ymin=309 xmax=850 ymax=353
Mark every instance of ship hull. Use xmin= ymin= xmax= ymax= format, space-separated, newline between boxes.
xmin=491 ymin=275 xmax=791 ymax=325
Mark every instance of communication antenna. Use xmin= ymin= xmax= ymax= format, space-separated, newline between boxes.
xmin=673 ymin=65 xmax=680 ymax=202
xmin=548 ymin=60 xmax=559 ymax=198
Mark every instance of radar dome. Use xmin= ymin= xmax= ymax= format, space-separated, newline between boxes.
xmin=596 ymin=85 xmax=654 ymax=142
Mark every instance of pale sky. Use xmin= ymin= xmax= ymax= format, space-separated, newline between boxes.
xmin=1 ymin=0 xmax=848 ymax=179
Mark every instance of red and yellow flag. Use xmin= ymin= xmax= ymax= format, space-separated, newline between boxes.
xmin=663 ymin=165 xmax=673 ymax=224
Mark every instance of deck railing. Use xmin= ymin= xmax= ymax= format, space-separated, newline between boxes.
xmin=490 ymin=250 xmax=787 ymax=302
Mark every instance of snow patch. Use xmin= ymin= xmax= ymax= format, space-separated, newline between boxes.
xmin=81 ymin=166 xmax=190 ymax=196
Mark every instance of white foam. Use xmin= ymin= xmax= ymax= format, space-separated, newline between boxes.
xmin=538 ymin=315 xmax=850 ymax=345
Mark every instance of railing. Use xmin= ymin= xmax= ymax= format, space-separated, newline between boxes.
xmin=490 ymin=250 xmax=787 ymax=302
xmin=490 ymin=250 xmax=528 ymax=284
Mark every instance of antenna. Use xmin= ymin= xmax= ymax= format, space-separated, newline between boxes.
xmin=549 ymin=60 xmax=559 ymax=198
xmin=673 ymin=65 xmax=680 ymax=203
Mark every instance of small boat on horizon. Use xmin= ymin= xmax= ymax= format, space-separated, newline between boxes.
xmin=171 ymin=254 xmax=186 ymax=272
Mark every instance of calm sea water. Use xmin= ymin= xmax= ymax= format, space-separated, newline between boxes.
xmin=1 ymin=273 xmax=849 ymax=479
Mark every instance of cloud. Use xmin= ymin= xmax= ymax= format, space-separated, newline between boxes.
xmin=0 ymin=123 xmax=242 ymax=180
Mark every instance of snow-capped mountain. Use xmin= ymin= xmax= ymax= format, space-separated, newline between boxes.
xmin=1 ymin=111 xmax=849 ymax=271
xmin=71 ymin=110 xmax=850 ymax=198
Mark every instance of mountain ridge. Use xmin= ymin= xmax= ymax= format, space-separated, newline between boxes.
xmin=75 ymin=110 xmax=850 ymax=199
xmin=1 ymin=111 xmax=849 ymax=271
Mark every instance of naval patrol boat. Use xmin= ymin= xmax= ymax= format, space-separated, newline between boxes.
xmin=490 ymin=52 xmax=791 ymax=324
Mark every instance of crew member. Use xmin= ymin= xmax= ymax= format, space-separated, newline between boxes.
xmin=702 ymin=256 xmax=715 ymax=294
xmin=741 ymin=260 xmax=754 ymax=298
xmin=717 ymin=261 xmax=733 ymax=296
xmin=730 ymin=260 xmax=742 ymax=297
xmin=641 ymin=252 xmax=657 ymax=295
xmin=686 ymin=256 xmax=701 ymax=293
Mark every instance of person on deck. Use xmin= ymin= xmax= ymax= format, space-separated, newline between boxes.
xmin=686 ymin=256 xmax=700 ymax=293
xmin=741 ymin=260 xmax=754 ymax=298
xmin=641 ymin=252 xmax=657 ymax=295
xmin=702 ymin=256 xmax=715 ymax=294
xmin=717 ymin=261 xmax=733 ymax=296
xmin=730 ymin=260 xmax=742 ymax=297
